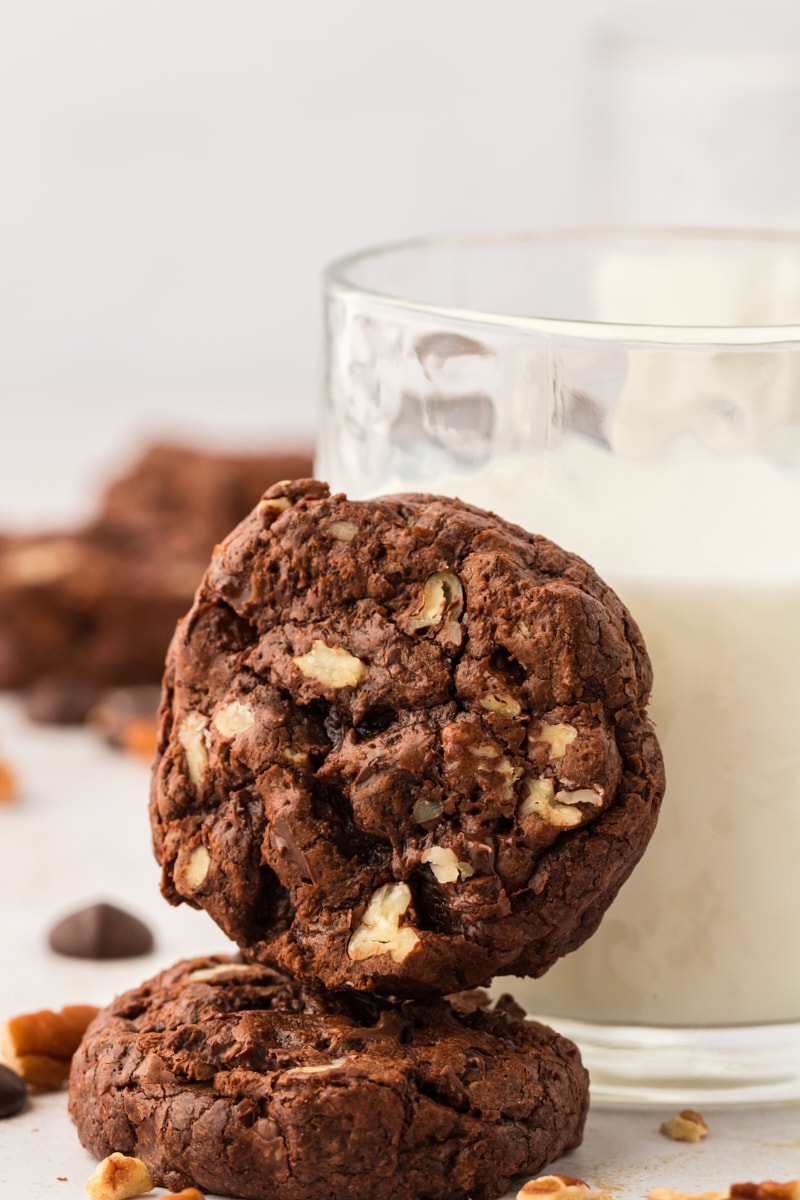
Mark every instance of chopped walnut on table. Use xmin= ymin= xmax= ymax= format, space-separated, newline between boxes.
xmin=85 ymin=1153 xmax=153 ymax=1200
xmin=660 ymin=1108 xmax=710 ymax=1142
xmin=1 ymin=1004 xmax=99 ymax=1089
xmin=517 ymin=1174 xmax=613 ymax=1200
xmin=649 ymin=1184 xmax=800 ymax=1200
xmin=0 ymin=759 xmax=18 ymax=805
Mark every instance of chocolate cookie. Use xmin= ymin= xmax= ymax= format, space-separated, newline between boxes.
xmin=0 ymin=444 xmax=312 ymax=690
xmin=69 ymin=955 xmax=589 ymax=1200
xmin=0 ymin=528 xmax=204 ymax=688
xmin=151 ymin=480 xmax=664 ymax=995
xmin=95 ymin=442 xmax=314 ymax=556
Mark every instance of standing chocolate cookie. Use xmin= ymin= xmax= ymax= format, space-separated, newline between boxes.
xmin=151 ymin=480 xmax=665 ymax=995
xmin=69 ymin=956 xmax=589 ymax=1200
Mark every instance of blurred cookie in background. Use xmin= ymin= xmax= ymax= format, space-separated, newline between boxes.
xmin=0 ymin=442 xmax=313 ymax=697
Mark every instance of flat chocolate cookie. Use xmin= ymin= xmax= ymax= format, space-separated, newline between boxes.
xmin=69 ymin=956 xmax=589 ymax=1200
xmin=151 ymin=480 xmax=665 ymax=995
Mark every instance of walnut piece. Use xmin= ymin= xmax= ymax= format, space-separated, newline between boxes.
xmin=413 ymin=798 xmax=444 ymax=824
xmin=293 ymin=640 xmax=365 ymax=689
xmin=120 ymin=717 xmax=158 ymax=760
xmin=469 ymin=744 xmax=522 ymax=801
xmin=649 ymin=1192 xmax=726 ymax=1200
xmin=480 ymin=693 xmax=522 ymax=717
xmin=530 ymin=721 xmax=578 ymax=759
xmin=178 ymin=712 xmax=209 ymax=788
xmin=213 ymin=701 xmax=254 ymax=738
xmin=518 ymin=1175 xmax=613 ymax=1200
xmin=518 ymin=777 xmax=581 ymax=826
xmin=328 ymin=520 xmax=359 ymax=541
xmin=284 ymin=1057 xmax=347 ymax=1076
xmin=408 ymin=571 xmax=464 ymax=644
xmin=730 ymin=1186 xmax=800 ymax=1200
xmin=518 ymin=776 xmax=602 ymax=826
xmin=422 ymin=846 xmax=475 ymax=884
xmin=649 ymin=1187 xmax=800 ymax=1200
xmin=1 ymin=1004 xmax=100 ymax=1089
xmin=660 ymin=1108 xmax=710 ymax=1142
xmin=258 ymin=495 xmax=292 ymax=515
xmin=282 ymin=746 xmax=309 ymax=764
xmin=5 ymin=540 xmax=78 ymax=584
xmin=347 ymin=883 xmax=420 ymax=964
xmin=184 ymin=845 xmax=210 ymax=890
xmin=85 ymin=1153 xmax=153 ymax=1200
xmin=556 ymin=786 xmax=603 ymax=807
xmin=188 ymin=963 xmax=260 ymax=982
xmin=0 ymin=760 xmax=18 ymax=805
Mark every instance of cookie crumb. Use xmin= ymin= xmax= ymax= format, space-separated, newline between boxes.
xmin=659 ymin=1108 xmax=710 ymax=1142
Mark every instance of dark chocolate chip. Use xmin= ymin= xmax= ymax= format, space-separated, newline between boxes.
xmin=0 ymin=1063 xmax=27 ymax=1118
xmin=23 ymin=678 xmax=104 ymax=725
xmin=48 ymin=902 xmax=154 ymax=960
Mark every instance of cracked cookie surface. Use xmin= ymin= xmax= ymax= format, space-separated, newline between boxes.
xmin=68 ymin=955 xmax=589 ymax=1200
xmin=151 ymin=480 xmax=665 ymax=994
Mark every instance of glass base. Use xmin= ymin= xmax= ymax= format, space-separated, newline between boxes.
xmin=533 ymin=1015 xmax=800 ymax=1107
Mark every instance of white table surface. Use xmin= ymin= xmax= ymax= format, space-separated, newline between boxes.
xmin=0 ymin=695 xmax=798 ymax=1199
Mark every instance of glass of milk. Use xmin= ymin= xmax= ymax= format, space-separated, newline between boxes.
xmin=319 ymin=230 xmax=800 ymax=1105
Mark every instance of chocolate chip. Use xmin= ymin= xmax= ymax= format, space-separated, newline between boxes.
xmin=48 ymin=902 xmax=154 ymax=960
xmin=0 ymin=1063 xmax=27 ymax=1118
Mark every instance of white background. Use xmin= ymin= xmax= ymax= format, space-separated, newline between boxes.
xmin=2 ymin=0 xmax=800 ymax=524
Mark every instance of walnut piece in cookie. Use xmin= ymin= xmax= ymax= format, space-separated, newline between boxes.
xmin=1 ymin=1004 xmax=99 ymax=1089
xmin=85 ymin=1153 xmax=153 ymax=1200
xmin=151 ymin=481 xmax=664 ymax=996
xmin=347 ymin=883 xmax=421 ymax=963
xmin=659 ymin=1108 xmax=709 ymax=1142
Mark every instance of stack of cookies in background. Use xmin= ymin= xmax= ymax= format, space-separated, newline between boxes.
xmin=68 ymin=478 xmax=665 ymax=1200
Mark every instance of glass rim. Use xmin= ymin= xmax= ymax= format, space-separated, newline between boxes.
xmin=324 ymin=227 xmax=800 ymax=346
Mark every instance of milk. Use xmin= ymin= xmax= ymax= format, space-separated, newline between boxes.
xmin=383 ymin=438 xmax=800 ymax=1027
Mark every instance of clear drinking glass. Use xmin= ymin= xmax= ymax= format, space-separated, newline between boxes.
xmin=319 ymin=230 xmax=800 ymax=1106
